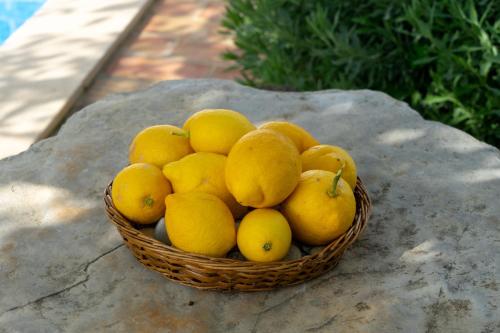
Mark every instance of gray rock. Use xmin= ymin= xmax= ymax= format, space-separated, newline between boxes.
xmin=284 ymin=245 xmax=302 ymax=261
xmin=227 ymin=250 xmax=246 ymax=261
xmin=310 ymin=246 xmax=325 ymax=256
xmin=154 ymin=218 xmax=171 ymax=245
xmin=298 ymin=243 xmax=313 ymax=255
xmin=1 ymin=79 xmax=499 ymax=332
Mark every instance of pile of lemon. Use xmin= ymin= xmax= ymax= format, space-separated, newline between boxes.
xmin=111 ymin=109 xmax=357 ymax=262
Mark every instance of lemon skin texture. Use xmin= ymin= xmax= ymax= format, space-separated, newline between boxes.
xmin=112 ymin=163 xmax=172 ymax=224
xmin=301 ymin=145 xmax=357 ymax=190
xmin=162 ymin=152 xmax=247 ymax=218
xmin=237 ymin=209 xmax=292 ymax=262
xmin=165 ymin=192 xmax=236 ymax=257
xmin=282 ymin=170 xmax=356 ymax=246
xmin=258 ymin=121 xmax=319 ymax=153
xmin=225 ymin=129 xmax=302 ymax=208
xmin=129 ymin=125 xmax=192 ymax=168
xmin=183 ymin=109 xmax=255 ymax=155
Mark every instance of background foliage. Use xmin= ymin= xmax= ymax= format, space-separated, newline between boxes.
xmin=222 ymin=0 xmax=500 ymax=147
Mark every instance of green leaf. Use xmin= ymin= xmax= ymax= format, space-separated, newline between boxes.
xmin=221 ymin=0 xmax=500 ymax=147
xmin=412 ymin=56 xmax=437 ymax=66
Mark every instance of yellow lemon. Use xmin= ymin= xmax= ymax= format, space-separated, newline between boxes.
xmin=225 ymin=129 xmax=302 ymax=208
xmin=258 ymin=121 xmax=319 ymax=153
xmin=282 ymin=169 xmax=356 ymax=245
xmin=237 ymin=209 xmax=292 ymax=262
xmin=183 ymin=109 xmax=255 ymax=154
xmin=162 ymin=152 xmax=247 ymax=218
xmin=165 ymin=192 xmax=236 ymax=257
xmin=129 ymin=125 xmax=192 ymax=168
xmin=301 ymin=145 xmax=358 ymax=189
xmin=111 ymin=163 xmax=172 ymax=224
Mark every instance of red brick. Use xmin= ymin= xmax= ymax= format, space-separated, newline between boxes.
xmin=108 ymin=56 xmax=212 ymax=80
xmin=127 ymin=36 xmax=177 ymax=57
xmin=198 ymin=2 xmax=226 ymax=20
xmin=75 ymin=0 xmax=234 ymax=110
xmin=172 ymin=39 xmax=232 ymax=65
xmin=142 ymin=14 xmax=205 ymax=36
xmin=209 ymin=66 xmax=240 ymax=80
xmin=155 ymin=0 xmax=202 ymax=15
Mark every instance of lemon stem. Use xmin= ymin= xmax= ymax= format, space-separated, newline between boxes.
xmin=263 ymin=242 xmax=272 ymax=252
xmin=144 ymin=196 xmax=155 ymax=207
xmin=171 ymin=130 xmax=190 ymax=138
xmin=327 ymin=167 xmax=344 ymax=198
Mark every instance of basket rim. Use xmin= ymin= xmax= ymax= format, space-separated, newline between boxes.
xmin=104 ymin=177 xmax=372 ymax=269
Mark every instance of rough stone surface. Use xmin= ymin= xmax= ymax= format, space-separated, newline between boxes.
xmin=1 ymin=79 xmax=499 ymax=332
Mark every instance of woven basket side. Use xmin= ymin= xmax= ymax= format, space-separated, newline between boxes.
xmin=104 ymin=177 xmax=371 ymax=291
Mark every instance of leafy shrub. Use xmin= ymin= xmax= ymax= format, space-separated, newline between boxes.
xmin=222 ymin=0 xmax=500 ymax=147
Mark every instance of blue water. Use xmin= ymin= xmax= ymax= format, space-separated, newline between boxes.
xmin=0 ymin=0 xmax=46 ymax=44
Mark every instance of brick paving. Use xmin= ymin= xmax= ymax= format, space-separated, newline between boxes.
xmin=72 ymin=0 xmax=237 ymax=111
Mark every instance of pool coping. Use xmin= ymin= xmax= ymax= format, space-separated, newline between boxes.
xmin=0 ymin=0 xmax=154 ymax=160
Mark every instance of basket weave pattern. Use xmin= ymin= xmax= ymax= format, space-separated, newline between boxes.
xmin=104 ymin=178 xmax=371 ymax=291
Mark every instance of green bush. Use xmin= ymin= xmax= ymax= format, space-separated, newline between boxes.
xmin=222 ymin=0 xmax=500 ymax=147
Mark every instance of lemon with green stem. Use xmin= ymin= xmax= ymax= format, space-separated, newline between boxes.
xmin=282 ymin=168 xmax=356 ymax=245
xmin=237 ymin=209 xmax=292 ymax=262
xmin=129 ymin=125 xmax=192 ymax=168
xmin=111 ymin=163 xmax=172 ymax=224
xmin=301 ymin=144 xmax=357 ymax=189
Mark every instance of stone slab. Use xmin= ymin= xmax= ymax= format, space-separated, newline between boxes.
xmin=0 ymin=80 xmax=499 ymax=332
xmin=0 ymin=0 xmax=154 ymax=160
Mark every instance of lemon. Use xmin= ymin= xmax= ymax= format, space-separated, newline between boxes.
xmin=129 ymin=125 xmax=192 ymax=168
xmin=225 ymin=129 xmax=302 ymax=208
xmin=183 ymin=109 xmax=255 ymax=154
xmin=237 ymin=209 xmax=292 ymax=262
xmin=111 ymin=163 xmax=172 ymax=224
xmin=301 ymin=145 xmax=358 ymax=189
xmin=165 ymin=192 xmax=236 ymax=257
xmin=258 ymin=121 xmax=319 ymax=153
xmin=282 ymin=169 xmax=356 ymax=245
xmin=162 ymin=152 xmax=247 ymax=218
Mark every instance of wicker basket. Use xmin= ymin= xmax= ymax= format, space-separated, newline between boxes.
xmin=104 ymin=178 xmax=371 ymax=291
